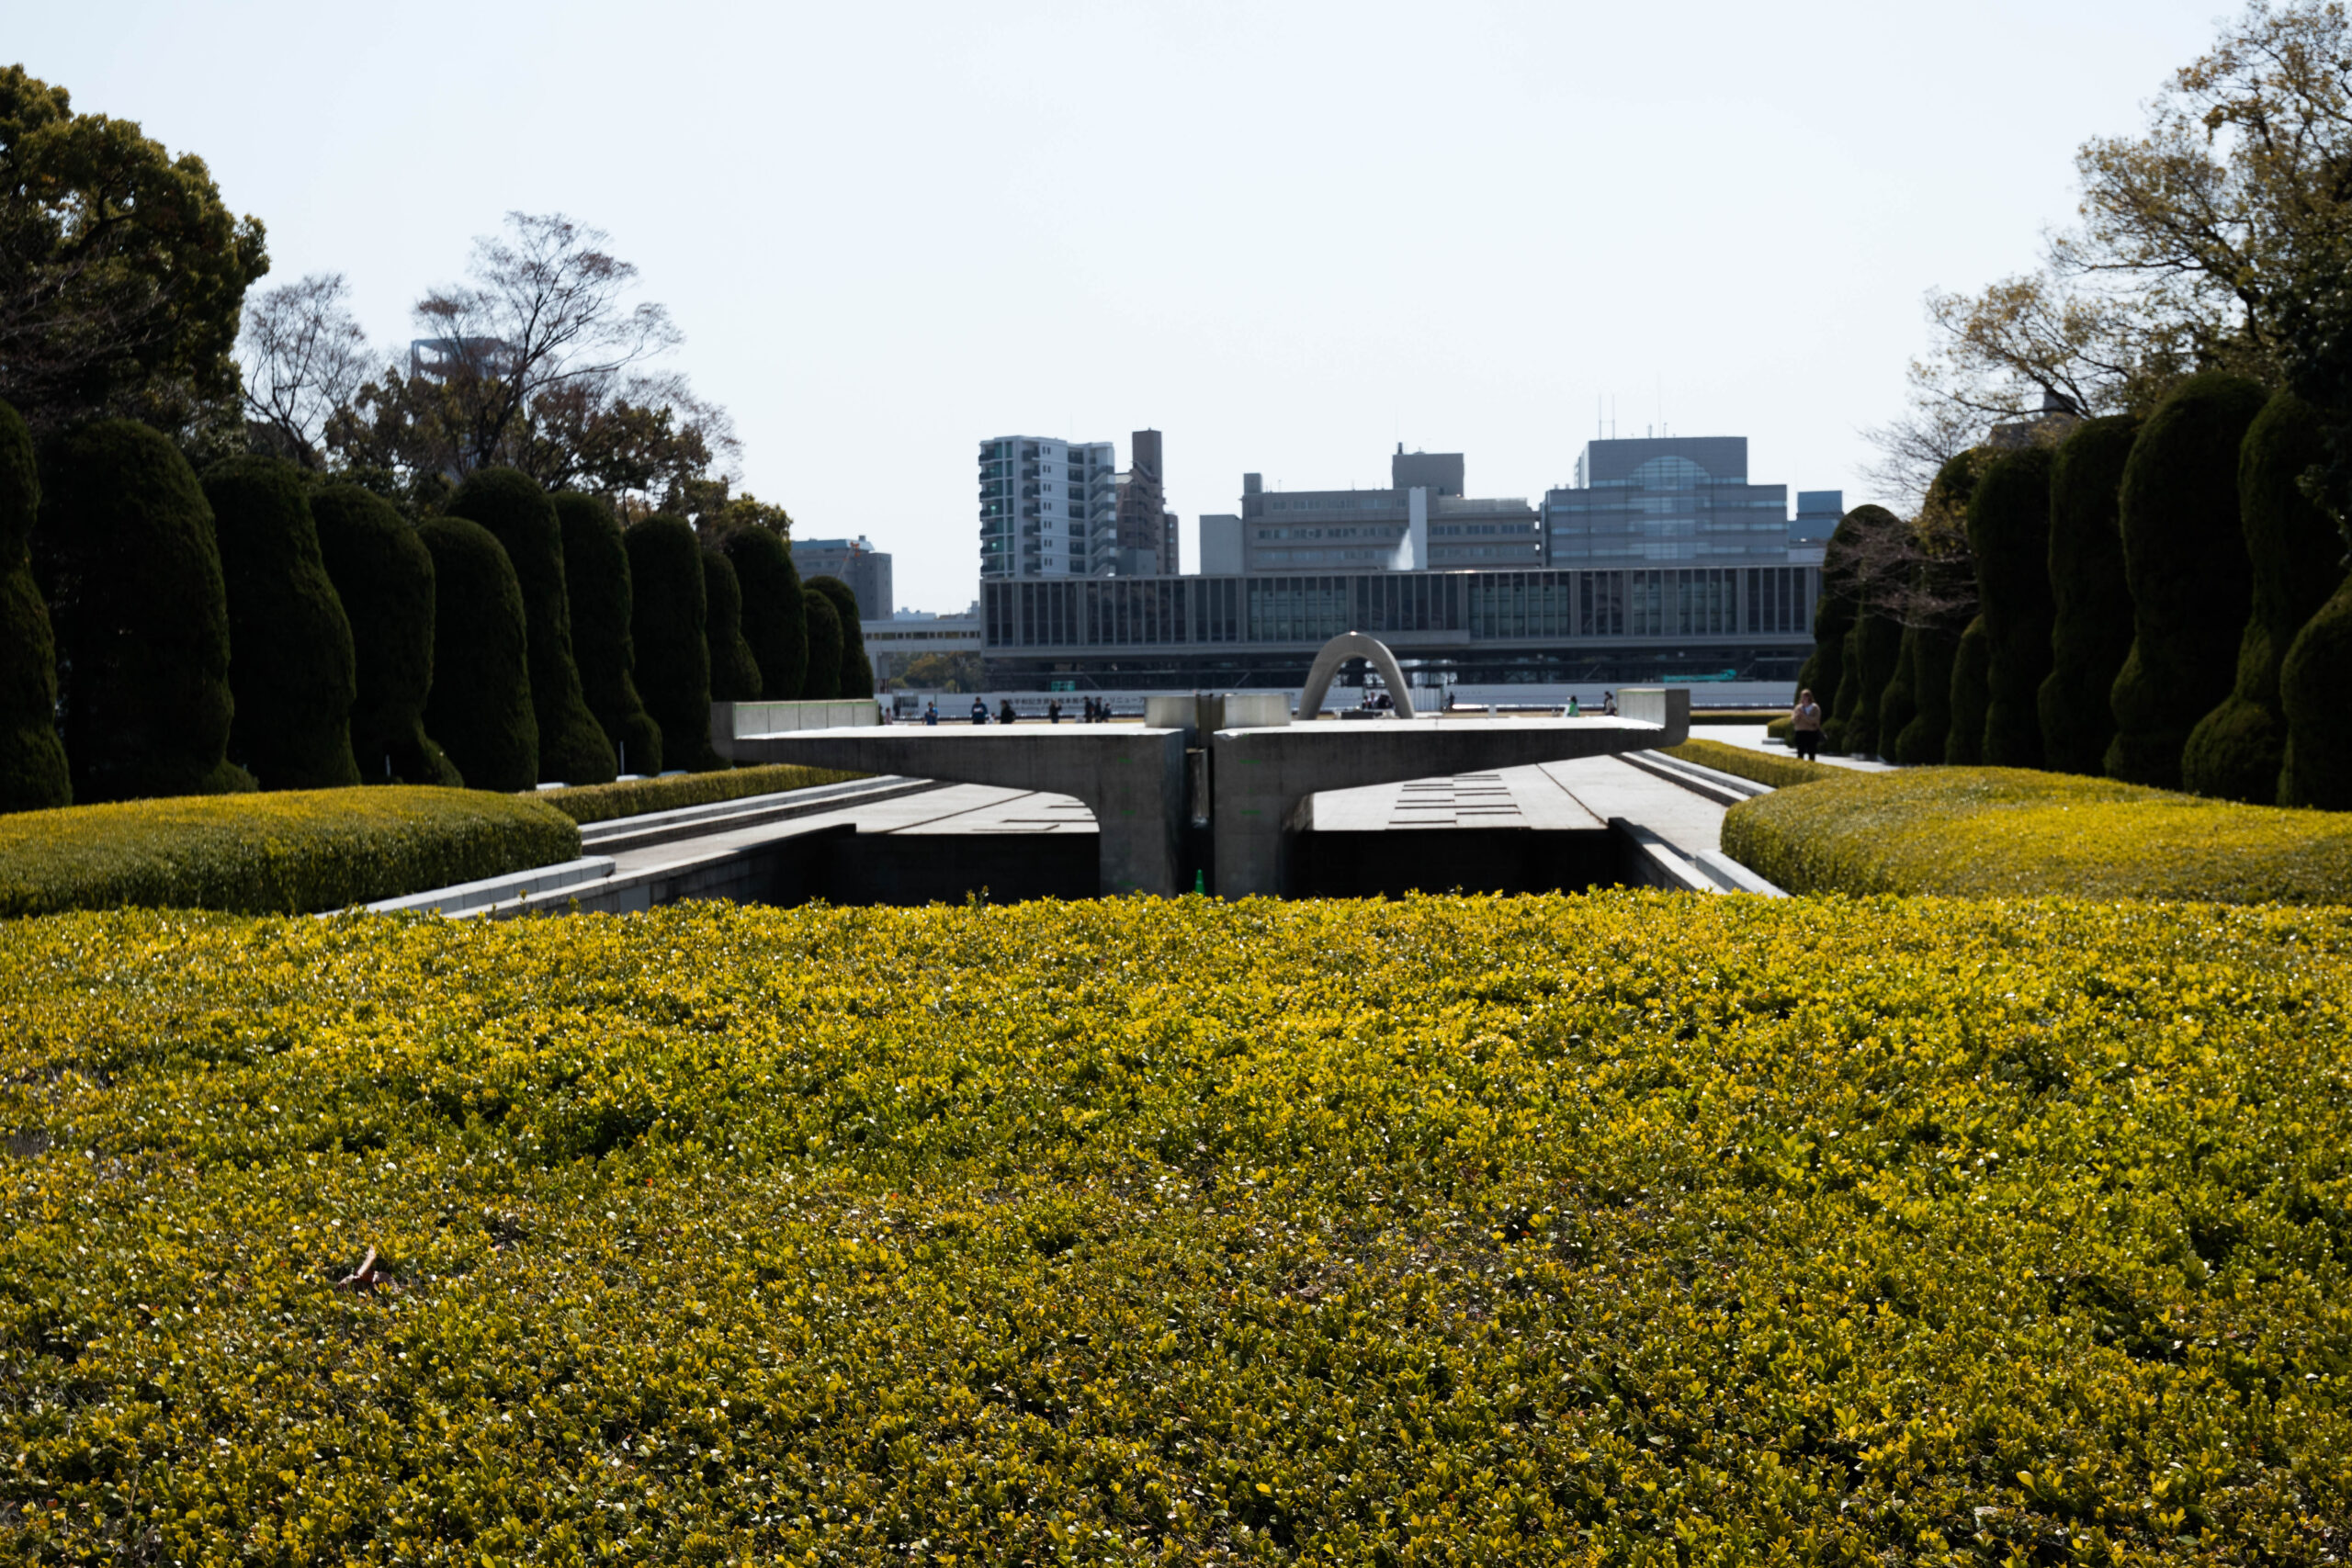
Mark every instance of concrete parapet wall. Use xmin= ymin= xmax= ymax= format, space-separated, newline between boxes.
xmin=712 ymin=699 xmax=880 ymax=760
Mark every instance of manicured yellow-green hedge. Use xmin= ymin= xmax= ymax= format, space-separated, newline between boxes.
xmin=3 ymin=895 xmax=2348 ymax=1562
xmin=1765 ymin=713 xmax=1795 ymax=741
xmin=1665 ymin=736 xmax=1844 ymax=789
xmin=0 ymin=787 xmax=579 ymax=917
xmin=536 ymin=762 xmax=865 ymax=825
xmin=1687 ymin=707 xmax=1785 ymax=725
xmin=1726 ymin=764 xmax=2352 ymax=901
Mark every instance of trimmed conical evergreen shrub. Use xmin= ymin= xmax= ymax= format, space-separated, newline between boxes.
xmin=32 ymin=420 xmax=242 ymax=802
xmin=555 ymin=491 xmax=661 ymax=776
xmin=2280 ymin=577 xmax=2352 ymax=807
xmin=1893 ymin=451 xmax=1984 ymax=766
xmin=2037 ymin=415 xmax=2140 ymax=774
xmin=311 ymin=484 xmax=461 ymax=787
xmin=2105 ymin=371 xmax=2267 ymax=788
xmin=627 ymin=516 xmax=723 ymax=773
xmin=704 ymin=549 xmax=763 ymax=702
xmin=1844 ymin=614 xmax=1902 ymax=759
xmin=802 ymin=588 xmax=843 ymax=702
xmin=804 ymin=574 xmax=873 ymax=698
xmin=201 ymin=457 xmax=361 ymax=791
xmin=2182 ymin=391 xmax=2347 ymax=801
xmin=722 ymin=527 xmax=806 ymax=701
xmin=1968 ymin=446 xmax=2057 ymax=768
xmin=1946 ymin=616 xmax=1990 ymax=765
xmin=1876 ymin=635 xmax=1919 ymax=759
xmin=417 ymin=514 xmax=537 ymax=793
xmin=447 ymin=468 xmax=616 ymax=785
xmin=0 ymin=399 xmax=67 ymax=811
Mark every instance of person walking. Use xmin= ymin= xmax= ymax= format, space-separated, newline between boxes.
xmin=1047 ymin=698 xmax=1062 ymax=724
xmin=1791 ymin=687 xmax=1824 ymax=762
xmin=970 ymin=696 xmax=988 ymax=724
xmin=1602 ymin=690 xmax=1617 ymax=716
xmin=999 ymin=699 xmax=1017 ymax=726
xmin=924 ymin=701 xmax=939 ymax=726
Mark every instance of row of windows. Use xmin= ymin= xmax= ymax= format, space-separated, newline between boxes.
xmin=1264 ymin=494 xmax=1400 ymax=513
xmin=1254 ymin=525 xmax=1404 ymax=541
xmin=982 ymin=569 xmax=1817 ymax=649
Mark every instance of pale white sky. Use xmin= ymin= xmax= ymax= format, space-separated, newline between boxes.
xmin=20 ymin=0 xmax=2231 ymax=612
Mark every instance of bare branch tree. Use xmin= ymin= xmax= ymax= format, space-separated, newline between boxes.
xmin=414 ymin=211 xmax=684 ymax=475
xmin=236 ymin=273 xmax=372 ymax=468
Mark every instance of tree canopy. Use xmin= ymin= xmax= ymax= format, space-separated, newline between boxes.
xmin=0 ymin=64 xmax=268 ymax=437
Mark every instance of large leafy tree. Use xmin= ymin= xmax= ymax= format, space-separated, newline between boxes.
xmin=1868 ymin=3 xmax=2352 ymax=502
xmin=0 ymin=65 xmax=267 ymax=436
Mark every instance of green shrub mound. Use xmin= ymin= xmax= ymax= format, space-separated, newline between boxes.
xmin=554 ymin=491 xmax=661 ymax=776
xmin=703 ymin=547 xmax=763 ymax=701
xmin=2038 ymin=414 xmax=2140 ymax=773
xmin=1967 ymin=446 xmax=2056 ymax=767
xmin=801 ymin=585 xmax=844 ymax=702
xmin=626 ymin=515 xmax=723 ymax=772
xmin=722 ymin=525 xmax=807 ymax=700
xmin=805 ymin=573 xmax=874 ymax=697
xmin=1664 ymin=736 xmax=1842 ymax=789
xmin=0 ymin=398 xmax=66 ymax=811
xmin=2280 ymin=577 xmax=2352 ymax=807
xmin=200 ymin=456 xmax=361 ymax=791
xmin=30 ymin=419 xmax=243 ymax=801
xmin=311 ymin=485 xmax=461 ymax=787
xmin=537 ymin=762 xmax=868 ymax=824
xmin=416 ymin=515 xmax=537 ymax=794
xmin=4 ymin=896 xmax=2351 ymax=1562
xmin=447 ymin=468 xmax=616 ymax=785
xmin=2184 ymin=390 xmax=2348 ymax=802
xmin=1723 ymin=764 xmax=2352 ymax=901
xmin=2107 ymin=371 xmax=2268 ymax=787
xmin=1944 ymin=615 xmax=1991 ymax=764
xmin=0 ymin=786 xmax=578 ymax=915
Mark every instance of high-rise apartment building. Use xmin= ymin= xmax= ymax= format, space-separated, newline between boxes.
xmin=788 ymin=536 xmax=894 ymax=620
xmin=1543 ymin=437 xmax=1803 ymax=567
xmin=977 ymin=435 xmax=1118 ymax=579
xmin=1112 ymin=429 xmax=1180 ymax=576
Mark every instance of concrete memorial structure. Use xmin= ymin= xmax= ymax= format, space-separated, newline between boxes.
xmin=728 ymin=632 xmax=1689 ymax=898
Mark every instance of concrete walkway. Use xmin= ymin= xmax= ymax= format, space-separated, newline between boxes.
xmin=1308 ymin=753 xmax=1736 ymax=859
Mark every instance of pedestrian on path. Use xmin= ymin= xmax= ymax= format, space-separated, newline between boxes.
xmin=1791 ymin=687 xmax=1824 ymax=761
xmin=970 ymin=696 xmax=988 ymax=724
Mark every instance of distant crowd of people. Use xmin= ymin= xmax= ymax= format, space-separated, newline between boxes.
xmin=918 ymin=695 xmax=1121 ymax=726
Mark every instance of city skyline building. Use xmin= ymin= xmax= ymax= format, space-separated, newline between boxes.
xmin=1233 ymin=446 xmax=1543 ymax=574
xmin=1112 ymin=429 xmax=1180 ymax=576
xmin=1543 ymin=436 xmax=1818 ymax=568
xmin=977 ymin=434 xmax=1119 ymax=579
xmin=789 ymin=536 xmax=894 ymax=620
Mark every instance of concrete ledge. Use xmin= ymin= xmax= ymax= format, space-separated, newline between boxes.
xmin=576 ymin=776 xmax=944 ymax=854
xmin=360 ymin=854 xmax=619 ymax=916
xmin=1615 ymin=749 xmax=1772 ymax=806
xmin=1609 ymin=818 xmax=1786 ymax=897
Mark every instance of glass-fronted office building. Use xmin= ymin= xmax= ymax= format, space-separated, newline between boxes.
xmin=978 ymin=564 xmax=1817 ymax=690
xmin=1544 ymin=436 xmax=1801 ymax=567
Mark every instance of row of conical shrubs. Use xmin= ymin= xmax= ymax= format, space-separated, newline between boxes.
xmin=1804 ymin=375 xmax=2352 ymax=808
xmin=0 ymin=400 xmax=872 ymax=812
